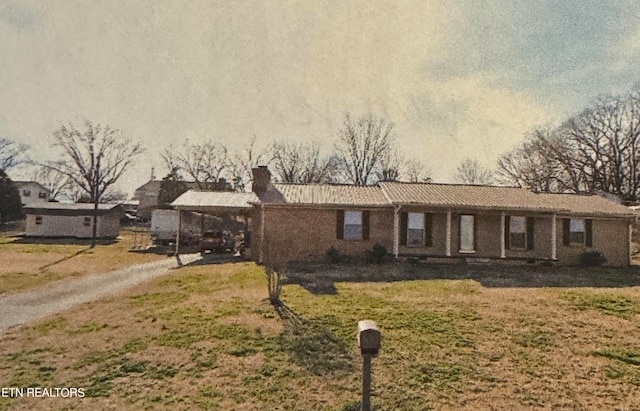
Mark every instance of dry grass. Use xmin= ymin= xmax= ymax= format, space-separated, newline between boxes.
xmin=1 ymin=261 xmax=640 ymax=410
xmin=0 ymin=229 xmax=165 ymax=295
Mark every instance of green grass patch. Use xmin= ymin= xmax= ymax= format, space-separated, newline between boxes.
xmin=32 ymin=317 xmax=68 ymax=334
xmin=66 ymin=321 xmax=108 ymax=335
xmin=277 ymin=317 xmax=354 ymax=376
xmin=594 ymin=349 xmax=640 ymax=365
xmin=562 ymin=291 xmax=640 ymax=318
xmin=129 ymin=291 xmax=189 ymax=308
xmin=595 ymin=349 xmax=640 ymax=386
xmin=512 ymin=328 xmax=555 ymax=350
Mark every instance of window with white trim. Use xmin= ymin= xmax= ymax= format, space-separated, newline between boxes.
xmin=35 ymin=216 xmax=43 ymax=225
xmin=407 ymin=212 xmax=425 ymax=246
xmin=569 ymin=218 xmax=584 ymax=245
xmin=459 ymin=214 xmax=475 ymax=252
xmin=83 ymin=216 xmax=92 ymax=227
xmin=23 ymin=190 xmax=31 ymax=197
xmin=343 ymin=211 xmax=362 ymax=240
xmin=509 ymin=216 xmax=526 ymax=249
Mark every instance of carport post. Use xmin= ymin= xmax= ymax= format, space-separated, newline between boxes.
xmin=175 ymin=208 xmax=182 ymax=265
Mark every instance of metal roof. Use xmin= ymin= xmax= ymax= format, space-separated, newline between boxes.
xmin=257 ymin=183 xmax=389 ymax=207
xmin=171 ymin=190 xmax=258 ymax=210
xmin=23 ymin=203 xmax=122 ymax=216
xmin=23 ymin=203 xmax=121 ymax=211
xmin=379 ymin=182 xmax=635 ymax=217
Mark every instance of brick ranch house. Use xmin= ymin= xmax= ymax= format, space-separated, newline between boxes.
xmin=248 ymin=167 xmax=635 ymax=267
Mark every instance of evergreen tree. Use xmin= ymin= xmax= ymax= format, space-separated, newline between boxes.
xmin=157 ymin=167 xmax=188 ymax=207
xmin=0 ymin=169 xmax=24 ymax=224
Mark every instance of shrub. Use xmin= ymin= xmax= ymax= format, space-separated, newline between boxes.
xmin=579 ymin=250 xmax=607 ymax=267
xmin=631 ymin=242 xmax=640 ymax=257
xmin=326 ymin=246 xmax=342 ymax=264
xmin=367 ymin=243 xmax=388 ymax=264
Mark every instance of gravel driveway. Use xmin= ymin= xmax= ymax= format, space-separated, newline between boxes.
xmin=0 ymin=253 xmax=201 ymax=334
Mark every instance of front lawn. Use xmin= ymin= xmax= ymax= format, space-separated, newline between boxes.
xmin=0 ymin=229 xmax=166 ymax=295
xmin=1 ymin=261 xmax=640 ymax=410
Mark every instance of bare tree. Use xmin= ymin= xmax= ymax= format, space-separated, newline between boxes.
xmin=271 ymin=140 xmax=338 ymax=184
xmin=497 ymin=128 xmax=569 ymax=192
xmin=228 ymin=136 xmax=272 ymax=191
xmin=376 ymin=148 xmax=402 ymax=182
xmin=559 ymin=93 xmax=640 ymax=201
xmin=163 ymin=138 xmax=239 ymax=190
xmin=497 ymin=91 xmax=640 ymax=201
xmin=403 ymin=157 xmax=432 ymax=183
xmin=0 ymin=137 xmax=29 ymax=171
xmin=335 ymin=112 xmax=395 ymax=186
xmin=46 ymin=120 xmax=144 ymax=246
xmin=171 ymin=140 xmax=230 ymax=188
xmin=31 ymin=163 xmax=71 ymax=201
xmin=456 ymin=157 xmax=495 ymax=185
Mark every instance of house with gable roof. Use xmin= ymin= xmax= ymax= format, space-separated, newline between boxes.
xmin=13 ymin=181 xmax=50 ymax=206
xmin=249 ymin=167 xmax=635 ymax=267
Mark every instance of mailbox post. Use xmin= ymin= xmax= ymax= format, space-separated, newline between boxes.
xmin=357 ymin=320 xmax=380 ymax=411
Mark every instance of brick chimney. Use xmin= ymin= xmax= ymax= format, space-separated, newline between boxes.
xmin=252 ymin=166 xmax=271 ymax=193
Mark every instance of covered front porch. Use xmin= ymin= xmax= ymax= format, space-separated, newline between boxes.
xmin=390 ymin=207 xmax=560 ymax=263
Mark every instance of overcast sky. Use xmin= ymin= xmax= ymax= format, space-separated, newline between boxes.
xmin=2 ymin=0 xmax=640 ymax=194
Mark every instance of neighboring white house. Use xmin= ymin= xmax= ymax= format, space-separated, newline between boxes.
xmin=14 ymin=181 xmax=50 ymax=205
xmin=23 ymin=203 xmax=123 ymax=239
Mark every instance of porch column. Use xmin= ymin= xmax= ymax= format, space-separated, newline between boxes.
xmin=629 ymin=222 xmax=633 ymax=266
xmin=393 ymin=205 xmax=400 ymax=258
xmin=500 ymin=211 xmax=506 ymax=259
xmin=260 ymin=204 xmax=265 ymax=263
xmin=446 ymin=209 xmax=452 ymax=257
xmin=551 ymin=213 xmax=557 ymax=260
xmin=174 ymin=208 xmax=183 ymax=266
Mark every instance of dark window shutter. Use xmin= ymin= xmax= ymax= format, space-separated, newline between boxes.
xmin=585 ymin=219 xmax=593 ymax=247
xmin=527 ymin=217 xmax=534 ymax=250
xmin=473 ymin=215 xmax=477 ymax=251
xmin=562 ymin=218 xmax=570 ymax=246
xmin=400 ymin=211 xmax=408 ymax=246
xmin=336 ymin=210 xmax=344 ymax=240
xmin=362 ymin=210 xmax=370 ymax=240
xmin=504 ymin=215 xmax=511 ymax=250
xmin=424 ymin=213 xmax=433 ymax=247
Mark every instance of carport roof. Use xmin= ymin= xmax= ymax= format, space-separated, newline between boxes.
xmin=171 ymin=190 xmax=258 ymax=212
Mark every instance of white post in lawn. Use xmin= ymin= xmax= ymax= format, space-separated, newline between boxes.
xmin=393 ymin=205 xmax=400 ymax=258
xmin=500 ymin=211 xmax=506 ymax=259
xmin=446 ymin=210 xmax=452 ymax=257
xmin=551 ymin=213 xmax=557 ymax=260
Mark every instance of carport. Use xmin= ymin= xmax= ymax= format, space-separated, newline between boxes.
xmin=169 ymin=190 xmax=258 ymax=258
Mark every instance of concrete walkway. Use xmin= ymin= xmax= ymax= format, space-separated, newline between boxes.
xmin=0 ymin=254 xmax=201 ymax=334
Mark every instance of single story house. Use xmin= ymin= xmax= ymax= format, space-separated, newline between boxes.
xmin=14 ymin=181 xmax=50 ymax=206
xmin=23 ymin=203 xmax=123 ymax=239
xmin=249 ymin=167 xmax=635 ymax=267
xmin=134 ymin=178 xmax=234 ymax=220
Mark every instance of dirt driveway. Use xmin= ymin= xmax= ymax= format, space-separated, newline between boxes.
xmin=0 ymin=254 xmax=201 ymax=334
